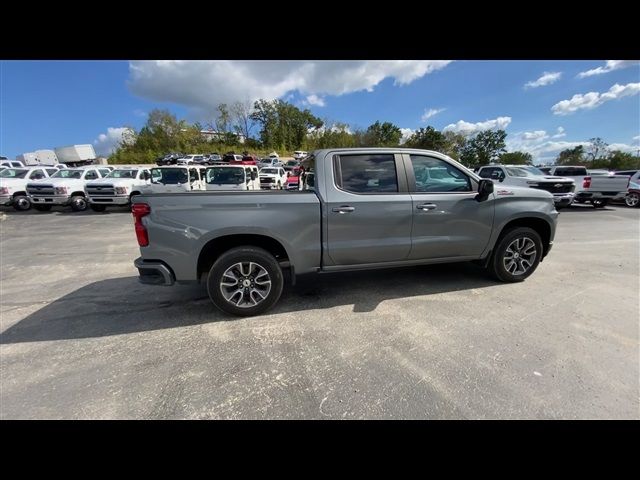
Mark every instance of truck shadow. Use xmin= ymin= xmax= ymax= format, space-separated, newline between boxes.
xmin=0 ymin=263 xmax=497 ymax=344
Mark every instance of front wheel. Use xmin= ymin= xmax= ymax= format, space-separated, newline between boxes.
xmin=625 ymin=192 xmax=639 ymax=208
xmin=70 ymin=195 xmax=88 ymax=212
xmin=90 ymin=204 xmax=107 ymax=212
xmin=12 ymin=195 xmax=31 ymax=211
xmin=207 ymin=246 xmax=284 ymax=317
xmin=487 ymin=227 xmax=543 ymax=282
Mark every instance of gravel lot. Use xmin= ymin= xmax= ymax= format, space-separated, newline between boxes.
xmin=1 ymin=203 xmax=638 ymax=419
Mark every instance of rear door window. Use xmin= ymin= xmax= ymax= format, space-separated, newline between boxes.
xmin=334 ymin=154 xmax=398 ymax=193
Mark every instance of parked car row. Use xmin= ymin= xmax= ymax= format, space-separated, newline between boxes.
xmin=1 ymin=163 xmax=305 ymax=212
xmin=476 ymin=164 xmax=637 ymax=208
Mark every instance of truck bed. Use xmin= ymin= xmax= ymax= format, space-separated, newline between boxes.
xmin=135 ymin=191 xmax=322 ymax=282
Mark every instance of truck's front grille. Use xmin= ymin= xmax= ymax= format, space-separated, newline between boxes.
xmin=260 ymin=178 xmax=274 ymax=184
xmin=27 ymin=184 xmax=55 ymax=195
xmin=86 ymin=184 xmax=115 ymax=196
xmin=532 ymin=183 xmax=574 ymax=194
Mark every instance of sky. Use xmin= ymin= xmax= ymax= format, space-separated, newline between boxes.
xmin=1 ymin=60 xmax=639 ymax=164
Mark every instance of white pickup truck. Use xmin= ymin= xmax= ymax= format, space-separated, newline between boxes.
xmin=142 ymin=166 xmax=207 ymax=193
xmin=85 ymin=167 xmax=151 ymax=212
xmin=204 ymin=165 xmax=260 ymax=191
xmin=0 ymin=167 xmax=60 ymax=210
xmin=477 ymin=165 xmax=575 ymax=208
xmin=539 ymin=165 xmax=630 ymax=208
xmin=259 ymin=166 xmax=288 ymax=189
xmin=26 ymin=167 xmax=111 ymax=212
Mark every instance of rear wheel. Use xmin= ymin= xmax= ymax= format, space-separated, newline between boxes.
xmin=90 ymin=204 xmax=107 ymax=212
xmin=12 ymin=195 xmax=31 ymax=211
xmin=70 ymin=195 xmax=88 ymax=212
xmin=33 ymin=204 xmax=52 ymax=212
xmin=207 ymin=246 xmax=284 ymax=317
xmin=625 ymin=192 xmax=639 ymax=208
xmin=487 ymin=227 xmax=543 ymax=282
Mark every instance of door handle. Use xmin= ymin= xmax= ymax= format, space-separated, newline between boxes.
xmin=416 ymin=203 xmax=437 ymax=211
xmin=332 ymin=206 xmax=355 ymax=214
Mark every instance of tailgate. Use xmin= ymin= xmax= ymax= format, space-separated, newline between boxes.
xmin=590 ymin=175 xmax=629 ymax=192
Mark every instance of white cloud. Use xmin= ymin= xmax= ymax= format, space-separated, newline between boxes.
xmin=94 ymin=127 xmax=134 ymax=156
xmin=577 ymin=60 xmax=640 ymax=78
xmin=304 ymin=94 xmax=325 ymax=107
xmin=633 ymin=135 xmax=640 ymax=143
xmin=608 ymin=143 xmax=639 ymax=153
xmin=551 ymin=82 xmax=640 ymax=115
xmin=524 ymin=71 xmax=562 ymax=89
xmin=128 ymin=60 xmax=452 ymax=118
xmin=552 ymin=126 xmax=566 ymax=138
xmin=506 ymin=130 xmax=591 ymax=164
xmin=399 ymin=128 xmax=414 ymax=145
xmin=421 ymin=108 xmax=445 ymax=122
xmin=443 ymin=116 xmax=512 ymax=136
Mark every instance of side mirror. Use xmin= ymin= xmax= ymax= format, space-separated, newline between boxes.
xmin=476 ymin=179 xmax=494 ymax=202
xmin=250 ymin=170 xmax=256 ymax=181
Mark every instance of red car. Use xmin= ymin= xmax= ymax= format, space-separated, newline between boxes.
xmin=285 ymin=174 xmax=300 ymax=190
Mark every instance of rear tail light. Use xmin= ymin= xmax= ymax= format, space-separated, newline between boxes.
xmin=132 ymin=203 xmax=151 ymax=246
xmin=583 ymin=176 xmax=591 ymax=188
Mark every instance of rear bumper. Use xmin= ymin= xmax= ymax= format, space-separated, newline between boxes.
xmin=575 ymin=191 xmax=627 ymax=201
xmin=134 ymin=257 xmax=175 ymax=286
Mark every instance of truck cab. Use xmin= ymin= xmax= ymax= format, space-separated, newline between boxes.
xmin=143 ymin=166 xmax=206 ymax=193
xmin=0 ymin=167 xmax=57 ymax=211
xmin=26 ymin=166 xmax=107 ymax=212
xmin=85 ymin=167 xmax=151 ymax=212
xmin=204 ymin=165 xmax=260 ymax=191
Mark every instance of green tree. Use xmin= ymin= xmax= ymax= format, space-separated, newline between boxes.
xmin=556 ymin=145 xmax=585 ymax=165
xmin=251 ymin=99 xmax=323 ymax=150
xmin=459 ymin=130 xmax=507 ymax=167
xmin=598 ymin=150 xmax=640 ymax=170
xmin=442 ymin=131 xmax=467 ymax=161
xmin=586 ymin=137 xmax=608 ymax=162
xmin=499 ymin=151 xmax=533 ymax=165
xmin=364 ymin=121 xmax=402 ymax=147
xmin=405 ymin=126 xmax=447 ymax=151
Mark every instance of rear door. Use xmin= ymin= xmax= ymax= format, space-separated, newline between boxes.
xmin=325 ymin=152 xmax=413 ymax=265
xmin=405 ymin=154 xmax=494 ymax=259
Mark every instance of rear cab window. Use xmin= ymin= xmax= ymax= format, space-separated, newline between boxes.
xmin=334 ymin=154 xmax=399 ymax=193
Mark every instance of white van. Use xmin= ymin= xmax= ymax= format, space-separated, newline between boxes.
xmin=204 ymin=165 xmax=260 ymax=191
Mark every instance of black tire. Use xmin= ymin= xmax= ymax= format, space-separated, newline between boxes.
xmin=90 ymin=204 xmax=107 ymax=212
xmin=624 ymin=192 xmax=639 ymax=208
xmin=33 ymin=204 xmax=52 ymax=212
xmin=70 ymin=195 xmax=88 ymax=212
xmin=207 ymin=246 xmax=284 ymax=317
xmin=12 ymin=195 xmax=31 ymax=211
xmin=592 ymin=199 xmax=608 ymax=208
xmin=487 ymin=227 xmax=543 ymax=283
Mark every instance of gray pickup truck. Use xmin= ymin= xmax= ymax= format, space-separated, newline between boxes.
xmin=132 ymin=148 xmax=559 ymax=316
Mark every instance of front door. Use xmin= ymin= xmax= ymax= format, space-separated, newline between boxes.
xmin=405 ymin=154 xmax=494 ymax=259
xmin=326 ymin=153 xmax=413 ymax=265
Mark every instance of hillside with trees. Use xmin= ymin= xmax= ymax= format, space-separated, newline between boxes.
xmin=109 ymin=102 xmax=640 ymax=170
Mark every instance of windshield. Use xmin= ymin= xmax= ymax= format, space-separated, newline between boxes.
xmin=287 ymin=161 xmax=298 ymax=166
xmin=52 ymin=170 xmax=83 ymax=179
xmin=206 ymin=167 xmax=245 ymax=184
xmin=0 ymin=168 xmax=28 ymax=178
xmin=151 ymin=168 xmax=189 ymax=184
xmin=107 ymin=169 xmax=138 ymax=178
xmin=506 ymin=166 xmax=545 ymax=177
xmin=261 ymin=168 xmax=278 ymax=174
